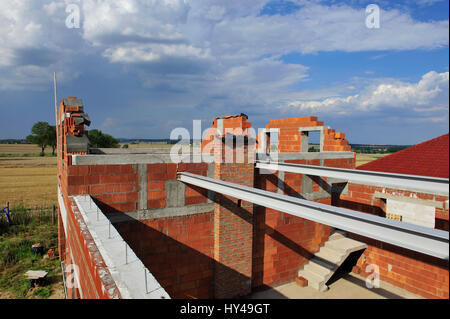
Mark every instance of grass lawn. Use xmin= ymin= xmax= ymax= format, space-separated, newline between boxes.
xmin=0 ymin=206 xmax=64 ymax=299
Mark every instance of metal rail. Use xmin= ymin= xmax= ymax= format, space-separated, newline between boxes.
xmin=177 ymin=172 xmax=449 ymax=260
xmin=256 ymin=160 xmax=449 ymax=195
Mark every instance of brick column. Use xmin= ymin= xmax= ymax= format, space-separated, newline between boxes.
xmin=213 ymin=133 xmax=255 ymax=298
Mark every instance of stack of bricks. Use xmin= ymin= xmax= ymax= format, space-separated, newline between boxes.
xmin=322 ymin=129 xmax=351 ymax=152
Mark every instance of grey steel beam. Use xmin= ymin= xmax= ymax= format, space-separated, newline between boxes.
xmin=256 ymin=161 xmax=449 ymax=196
xmin=177 ymin=172 xmax=449 ymax=260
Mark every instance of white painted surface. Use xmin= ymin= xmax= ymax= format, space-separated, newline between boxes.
xmin=74 ymin=196 xmax=170 ymax=299
xmin=387 ymin=199 xmax=435 ymax=228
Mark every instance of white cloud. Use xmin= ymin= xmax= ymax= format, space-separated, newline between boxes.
xmin=0 ymin=0 xmax=448 ymax=105
xmin=78 ymin=1 xmax=449 ymax=64
xmin=282 ymin=71 xmax=449 ymax=116
xmin=0 ymin=0 xmax=85 ymax=90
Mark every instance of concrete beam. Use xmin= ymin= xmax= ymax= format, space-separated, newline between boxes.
xmin=72 ymin=154 xmax=205 ymax=165
xmin=374 ymin=191 xmax=445 ymax=208
xmin=258 ymin=152 xmax=355 ymax=161
xmin=178 ymin=172 xmax=449 ymax=260
xmin=108 ymin=203 xmax=216 ymax=223
xmin=165 ymin=180 xmax=185 ymax=207
xmin=138 ymin=164 xmax=147 ymax=210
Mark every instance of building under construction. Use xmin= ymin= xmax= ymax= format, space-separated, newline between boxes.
xmin=56 ymin=96 xmax=449 ymax=299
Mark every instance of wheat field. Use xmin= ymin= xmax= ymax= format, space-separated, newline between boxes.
xmin=0 ymin=156 xmax=57 ymax=208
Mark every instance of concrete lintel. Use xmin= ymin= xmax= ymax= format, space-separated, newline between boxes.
xmin=90 ymin=148 xmax=172 ymax=155
xmin=72 ymin=154 xmax=205 ymax=165
xmin=261 ymin=152 xmax=355 ymax=161
xmin=108 ymin=203 xmax=215 ymax=223
xmin=298 ymin=126 xmax=329 ymax=132
xmin=262 ymin=128 xmax=280 ymax=133
xmin=299 ymin=190 xmax=331 ymax=202
xmin=374 ymin=191 xmax=444 ymax=208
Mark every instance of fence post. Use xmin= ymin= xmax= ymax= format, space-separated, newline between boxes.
xmin=6 ymin=202 xmax=10 ymax=225
xmin=52 ymin=205 xmax=56 ymax=225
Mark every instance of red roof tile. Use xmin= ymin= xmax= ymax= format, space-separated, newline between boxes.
xmin=357 ymin=133 xmax=449 ymax=178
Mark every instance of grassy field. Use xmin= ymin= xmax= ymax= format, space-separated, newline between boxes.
xmin=0 ymin=144 xmax=55 ymax=156
xmin=355 ymin=153 xmax=389 ymax=167
xmin=0 ymin=156 xmax=57 ymax=208
xmin=0 ymin=206 xmax=64 ymax=299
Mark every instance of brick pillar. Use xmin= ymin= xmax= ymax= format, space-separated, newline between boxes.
xmin=213 ymin=133 xmax=255 ymax=298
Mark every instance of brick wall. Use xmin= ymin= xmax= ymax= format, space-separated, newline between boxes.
xmin=265 ymin=116 xmax=351 ymax=152
xmin=354 ymin=235 xmax=449 ymax=299
xmin=62 ymin=162 xmax=139 ymax=213
xmin=251 ymin=157 xmax=355 ymax=288
xmin=213 ymin=135 xmax=255 ymax=298
xmin=62 ymin=197 xmax=121 ymax=299
xmin=336 ymin=182 xmax=449 ymax=299
xmin=115 ymin=212 xmax=215 ymax=299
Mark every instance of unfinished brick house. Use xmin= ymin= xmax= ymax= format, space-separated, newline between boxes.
xmin=56 ymin=96 xmax=449 ymax=299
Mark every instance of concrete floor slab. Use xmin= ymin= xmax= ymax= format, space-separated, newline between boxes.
xmin=249 ymin=273 xmax=423 ymax=299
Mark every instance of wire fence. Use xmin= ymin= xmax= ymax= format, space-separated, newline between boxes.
xmin=0 ymin=202 xmax=57 ymax=232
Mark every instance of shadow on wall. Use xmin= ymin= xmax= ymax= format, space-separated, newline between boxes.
xmin=112 ymin=213 xmax=289 ymax=299
xmin=90 ymin=169 xmax=337 ymax=299
xmin=101 ymin=186 xmax=326 ymax=299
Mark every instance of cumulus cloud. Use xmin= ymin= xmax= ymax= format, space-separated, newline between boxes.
xmin=0 ymin=0 xmax=448 ymax=92
xmin=0 ymin=0 xmax=86 ymax=90
xmin=281 ymin=71 xmax=449 ymax=116
xmin=77 ymin=1 xmax=449 ymax=66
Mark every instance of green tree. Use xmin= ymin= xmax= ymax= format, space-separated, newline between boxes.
xmin=26 ymin=122 xmax=53 ymax=155
xmin=87 ymin=129 xmax=120 ymax=148
xmin=46 ymin=125 xmax=57 ymax=155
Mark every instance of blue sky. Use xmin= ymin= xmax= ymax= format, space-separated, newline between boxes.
xmin=0 ymin=0 xmax=448 ymax=144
